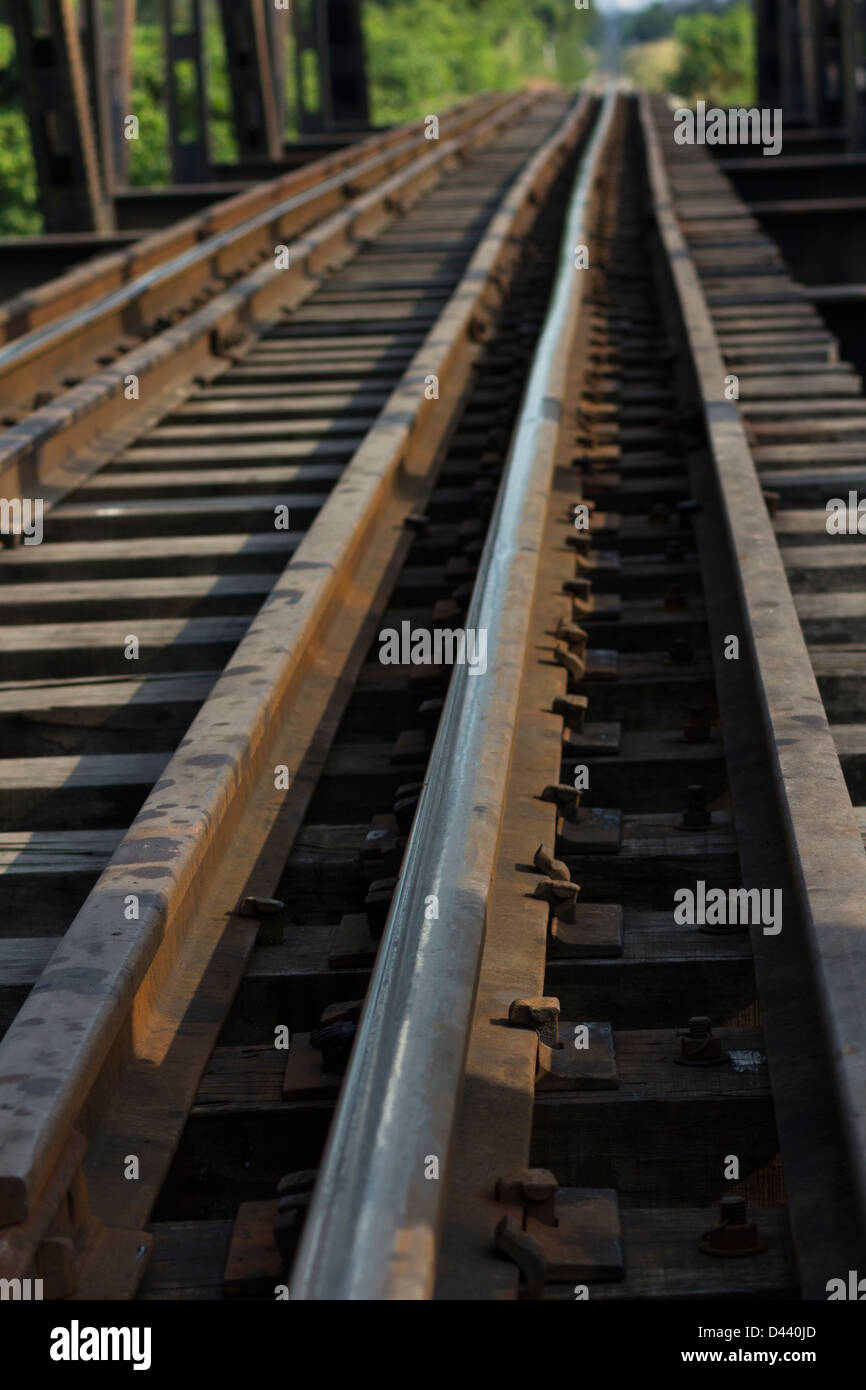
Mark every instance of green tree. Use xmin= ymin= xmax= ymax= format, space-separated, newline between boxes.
xmin=128 ymin=17 xmax=237 ymax=185
xmin=672 ymin=4 xmax=755 ymax=106
xmin=363 ymin=0 xmax=592 ymax=125
xmin=0 ymin=24 xmax=40 ymax=234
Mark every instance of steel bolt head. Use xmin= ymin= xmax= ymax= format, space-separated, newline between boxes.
xmin=719 ymin=1194 xmax=748 ymax=1224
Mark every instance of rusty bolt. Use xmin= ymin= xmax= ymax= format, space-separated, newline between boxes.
xmin=319 ymin=1000 xmax=364 ymax=1027
xmin=239 ymin=896 xmax=286 ymax=918
xmin=508 ymin=997 xmax=560 ymax=1048
xmin=700 ymin=1195 xmax=766 ymax=1256
xmin=675 ymin=1016 xmax=728 ymax=1066
xmin=572 ymin=550 xmax=596 ymax=573
xmin=553 ymin=642 xmax=586 ymax=684
xmin=533 ymin=878 xmax=580 ymax=906
xmin=563 ymin=577 xmax=592 ymax=602
xmin=539 ymin=783 xmax=581 ymax=811
xmin=553 ymin=693 xmax=588 ymax=731
xmin=682 ymin=784 xmax=711 ymax=829
xmin=495 ymin=1168 xmax=558 ymax=1227
xmin=309 ymin=1019 xmax=357 ymax=1074
xmin=534 ymin=844 xmax=570 ymax=881
xmin=276 ymin=1170 xmax=318 ymax=1199
xmin=556 ymin=621 xmax=589 ymax=657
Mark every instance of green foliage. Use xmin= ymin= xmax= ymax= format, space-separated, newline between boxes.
xmin=127 ymin=24 xmax=169 ymax=185
xmin=620 ymin=2 xmax=685 ymax=46
xmin=672 ymin=3 xmax=755 ymax=105
xmin=363 ymin=0 xmax=592 ymax=124
xmin=623 ymin=38 xmax=681 ymax=96
xmin=0 ymin=1 xmax=755 ymax=237
xmin=128 ymin=20 xmax=237 ymax=185
xmin=0 ymin=25 xmax=40 ymax=234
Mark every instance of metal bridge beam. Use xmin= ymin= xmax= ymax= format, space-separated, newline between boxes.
xmin=105 ymin=0 xmax=137 ymax=187
xmin=9 ymin=0 xmax=112 ymax=232
xmin=161 ymin=0 xmax=210 ymax=182
xmin=756 ymin=0 xmax=866 ymax=147
xmin=839 ymin=0 xmax=866 ymax=147
xmin=217 ymin=0 xmax=283 ymax=160
xmin=756 ymin=0 xmax=784 ymax=107
xmin=293 ymin=0 xmax=369 ymax=133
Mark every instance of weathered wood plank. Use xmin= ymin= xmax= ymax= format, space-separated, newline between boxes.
xmin=544 ymin=1208 xmax=797 ymax=1299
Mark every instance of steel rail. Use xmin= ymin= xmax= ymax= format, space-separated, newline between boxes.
xmin=641 ymin=94 xmax=866 ymax=1258
xmin=0 ymin=96 xmax=514 ymax=410
xmin=0 ymin=92 xmax=537 ymax=514
xmin=0 ymin=97 xmax=505 ymax=350
xmin=0 ymin=97 xmax=503 ymax=347
xmin=291 ymin=87 xmax=619 ymax=1302
xmin=0 ymin=93 xmax=589 ymax=1280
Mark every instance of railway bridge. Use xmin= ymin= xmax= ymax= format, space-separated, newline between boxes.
xmin=0 ymin=1 xmax=864 ymax=1319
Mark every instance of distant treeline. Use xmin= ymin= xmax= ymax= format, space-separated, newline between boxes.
xmin=0 ymin=2 xmax=754 ymax=236
xmin=619 ymin=1 xmax=755 ymax=107
xmin=364 ymin=0 xmax=594 ymax=123
xmin=617 ymin=0 xmax=734 ymax=45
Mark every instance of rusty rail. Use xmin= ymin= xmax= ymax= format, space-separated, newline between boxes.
xmin=0 ymin=95 xmax=513 ymax=419
xmin=0 ymin=94 xmax=505 ymax=350
xmin=291 ymin=88 xmax=619 ymax=1302
xmin=641 ymin=92 xmax=866 ymax=1283
xmin=0 ymin=90 xmax=593 ymax=1295
xmin=0 ymin=92 xmax=538 ymax=517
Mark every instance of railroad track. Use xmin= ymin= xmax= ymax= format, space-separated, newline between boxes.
xmin=1 ymin=85 xmax=865 ymax=1305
